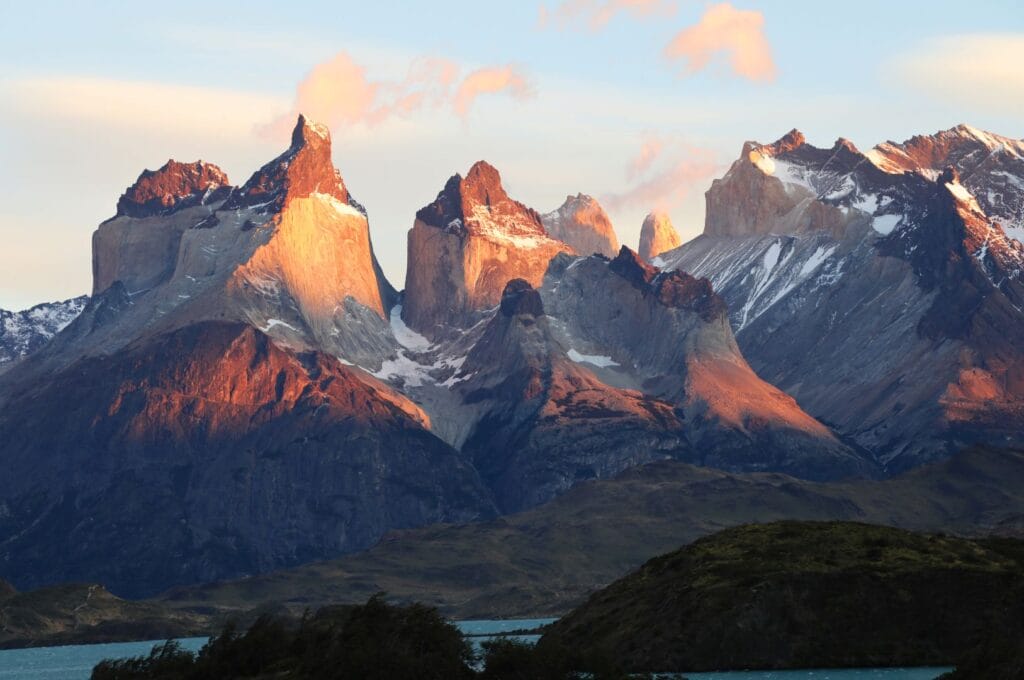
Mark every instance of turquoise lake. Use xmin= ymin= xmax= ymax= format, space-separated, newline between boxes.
xmin=0 ymin=619 xmax=952 ymax=680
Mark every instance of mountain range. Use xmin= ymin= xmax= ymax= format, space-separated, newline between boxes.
xmin=0 ymin=116 xmax=1022 ymax=599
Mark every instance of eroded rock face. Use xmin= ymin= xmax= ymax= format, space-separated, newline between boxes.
xmin=95 ymin=162 xmax=233 ymax=296
xmin=541 ymin=194 xmax=619 ymax=257
xmin=659 ymin=125 xmax=1024 ymax=470
xmin=638 ymin=211 xmax=682 ymax=262
xmin=541 ymin=248 xmax=872 ymax=481
xmin=74 ymin=115 xmax=399 ymax=369
xmin=224 ymin=115 xmax=349 ymax=212
xmin=0 ymin=322 xmax=494 ymax=597
xmin=402 ymin=161 xmax=572 ymax=337
xmin=867 ymin=123 xmax=1024 ymax=241
xmin=115 ymin=160 xmax=230 ymax=219
xmin=455 ymin=279 xmax=688 ymax=512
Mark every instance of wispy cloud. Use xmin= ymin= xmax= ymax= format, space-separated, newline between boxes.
xmin=663 ymin=2 xmax=776 ymax=82
xmin=887 ymin=34 xmax=1024 ymax=117
xmin=627 ymin=135 xmax=667 ymax=180
xmin=539 ymin=0 xmax=677 ymax=31
xmin=604 ymin=136 xmax=720 ymax=212
xmin=453 ymin=66 xmax=532 ymax=117
xmin=262 ymin=52 xmax=533 ymax=139
xmin=4 ymin=76 xmax=287 ymax=140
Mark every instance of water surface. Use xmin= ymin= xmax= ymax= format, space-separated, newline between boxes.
xmin=0 ymin=621 xmax=952 ymax=680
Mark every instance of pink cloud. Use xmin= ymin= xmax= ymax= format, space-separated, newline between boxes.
xmin=453 ymin=66 xmax=533 ymax=117
xmin=540 ymin=0 xmax=677 ymax=31
xmin=604 ymin=140 xmax=719 ymax=212
xmin=627 ymin=135 xmax=666 ymax=180
xmin=261 ymin=53 xmax=532 ymax=138
xmin=663 ymin=3 xmax=777 ymax=82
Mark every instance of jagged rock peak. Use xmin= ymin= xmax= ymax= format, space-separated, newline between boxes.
xmin=610 ymin=246 xmax=660 ymax=290
xmin=541 ymin=193 xmax=619 ymax=257
xmin=225 ymin=114 xmax=351 ymax=213
xmin=833 ymin=138 xmax=860 ymax=154
xmin=115 ymin=160 xmax=231 ymax=219
xmin=499 ymin=278 xmax=545 ymax=317
xmin=463 ymin=160 xmax=510 ymax=206
xmin=867 ymin=123 xmax=1024 ymax=176
xmin=415 ymin=160 xmax=546 ymax=238
xmin=638 ymin=210 xmax=682 ymax=261
xmin=743 ymin=128 xmax=806 ymax=158
xmin=403 ymin=160 xmax=570 ymax=336
xmin=609 ymin=246 xmax=724 ymax=320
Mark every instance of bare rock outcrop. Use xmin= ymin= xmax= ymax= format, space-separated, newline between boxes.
xmin=402 ymin=161 xmax=572 ymax=337
xmin=658 ymin=125 xmax=1024 ymax=470
xmin=541 ymin=193 xmax=619 ymax=257
xmin=638 ymin=211 xmax=682 ymax=262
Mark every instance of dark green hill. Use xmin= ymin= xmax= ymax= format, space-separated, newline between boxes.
xmin=541 ymin=521 xmax=1024 ymax=672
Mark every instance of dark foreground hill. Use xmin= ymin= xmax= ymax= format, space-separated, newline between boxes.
xmin=541 ymin=521 xmax=1024 ymax=672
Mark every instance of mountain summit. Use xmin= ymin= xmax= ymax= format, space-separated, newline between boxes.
xmin=541 ymin=193 xmax=619 ymax=257
xmin=638 ymin=211 xmax=682 ymax=262
xmin=403 ymin=161 xmax=571 ymax=336
xmin=657 ymin=124 xmax=1024 ymax=469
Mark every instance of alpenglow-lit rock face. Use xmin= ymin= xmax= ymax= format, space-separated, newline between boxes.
xmin=0 ymin=321 xmax=495 ymax=597
xmin=638 ymin=211 xmax=682 ymax=262
xmin=86 ymin=115 xmax=396 ymax=369
xmin=657 ymin=124 xmax=1024 ymax=470
xmin=115 ymin=160 xmax=231 ymax=220
xmin=17 ymin=117 xmax=1020 ymax=600
xmin=541 ymin=193 xmax=619 ymax=257
xmin=402 ymin=161 xmax=573 ymax=337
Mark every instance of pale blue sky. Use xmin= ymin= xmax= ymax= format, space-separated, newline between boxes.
xmin=1 ymin=1 xmax=1021 ymax=308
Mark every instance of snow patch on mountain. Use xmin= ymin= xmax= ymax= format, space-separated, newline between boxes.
xmin=390 ymin=305 xmax=431 ymax=351
xmin=313 ymin=192 xmax=365 ymax=219
xmin=469 ymin=204 xmax=558 ymax=250
xmin=0 ymin=296 xmax=88 ymax=365
xmin=567 ymin=348 xmax=619 ymax=368
xmin=872 ymin=214 xmax=901 ymax=235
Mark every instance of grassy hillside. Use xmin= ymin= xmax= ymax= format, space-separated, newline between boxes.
xmin=0 ymin=583 xmax=209 ymax=649
xmin=541 ymin=521 xmax=1024 ymax=672
xmin=163 ymin=446 xmax=1024 ymax=618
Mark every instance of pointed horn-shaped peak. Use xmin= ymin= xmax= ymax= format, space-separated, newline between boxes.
xmin=226 ymin=114 xmax=349 ymax=213
xmin=291 ymin=114 xmax=332 ymax=148
xmin=462 ymin=160 xmax=510 ymax=207
xmin=638 ymin=211 xmax=682 ymax=262
xmin=774 ymin=128 xmax=806 ymax=152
